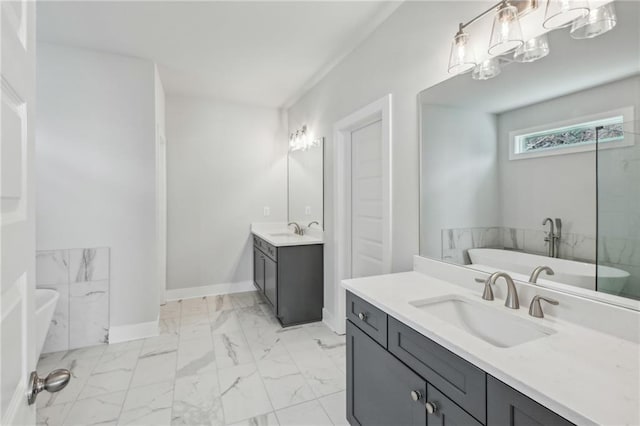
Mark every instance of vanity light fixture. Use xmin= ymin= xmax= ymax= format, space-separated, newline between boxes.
xmin=543 ymin=0 xmax=590 ymax=29
xmin=570 ymin=3 xmax=617 ymax=39
xmin=472 ymin=57 xmax=502 ymax=80
xmin=488 ymin=2 xmax=524 ymax=55
xmin=513 ymin=34 xmax=550 ymax=62
xmin=289 ymin=125 xmax=321 ymax=152
xmin=448 ymin=26 xmax=477 ymax=74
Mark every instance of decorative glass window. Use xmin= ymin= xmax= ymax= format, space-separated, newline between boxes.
xmin=509 ymin=106 xmax=635 ymax=160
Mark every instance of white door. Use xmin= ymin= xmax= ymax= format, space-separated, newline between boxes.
xmin=351 ymin=120 xmax=384 ymax=278
xmin=1 ymin=0 xmax=37 ymax=424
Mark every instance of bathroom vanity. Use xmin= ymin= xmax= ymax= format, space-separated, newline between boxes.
xmin=343 ymin=257 xmax=640 ymax=426
xmin=252 ymin=224 xmax=323 ymax=326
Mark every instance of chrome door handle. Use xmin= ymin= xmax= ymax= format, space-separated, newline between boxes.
xmin=27 ymin=369 xmax=71 ymax=405
xmin=357 ymin=312 xmax=367 ymax=321
xmin=410 ymin=390 xmax=422 ymax=401
xmin=425 ymin=401 xmax=438 ymax=414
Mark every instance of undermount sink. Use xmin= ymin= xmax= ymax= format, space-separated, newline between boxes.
xmin=410 ymin=295 xmax=556 ymax=348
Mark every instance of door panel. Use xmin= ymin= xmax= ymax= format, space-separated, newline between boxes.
xmin=264 ymin=256 xmax=277 ymax=309
xmin=253 ymin=247 xmax=265 ymax=292
xmin=426 ymin=385 xmax=482 ymax=426
xmin=351 ymin=120 xmax=384 ymax=279
xmin=1 ymin=0 xmax=36 ymax=424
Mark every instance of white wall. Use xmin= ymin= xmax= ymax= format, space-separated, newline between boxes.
xmin=166 ymin=96 xmax=287 ymax=291
xmin=36 ymin=43 xmax=159 ymax=328
xmin=420 ymin=105 xmax=500 ymax=259
xmin=286 ymin=1 xmax=480 ymax=326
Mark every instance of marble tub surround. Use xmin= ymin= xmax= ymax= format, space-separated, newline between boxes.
xmin=36 ymin=247 xmax=110 ymax=353
xmin=251 ymin=222 xmax=324 ymax=247
xmin=343 ymin=258 xmax=640 ymax=425
xmin=36 ymin=290 xmax=346 ymax=426
xmin=441 ymin=226 xmax=596 ymax=264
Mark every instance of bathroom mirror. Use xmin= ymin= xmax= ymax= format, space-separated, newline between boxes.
xmin=418 ymin=0 xmax=640 ymax=309
xmin=288 ymin=138 xmax=324 ymax=228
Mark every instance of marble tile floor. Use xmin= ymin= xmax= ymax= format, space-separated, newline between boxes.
xmin=36 ymin=290 xmax=348 ymax=426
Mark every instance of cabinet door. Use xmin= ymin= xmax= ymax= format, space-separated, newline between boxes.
xmin=426 ymin=385 xmax=482 ymax=426
xmin=487 ymin=376 xmax=573 ymax=426
xmin=264 ymin=256 xmax=277 ymax=308
xmin=253 ymin=247 xmax=265 ymax=292
xmin=347 ymin=321 xmax=426 ymax=426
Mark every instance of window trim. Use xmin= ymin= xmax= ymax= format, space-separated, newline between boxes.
xmin=508 ymin=106 xmax=635 ymax=161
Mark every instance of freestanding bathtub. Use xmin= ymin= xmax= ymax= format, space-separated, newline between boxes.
xmin=35 ymin=289 xmax=59 ymax=358
xmin=467 ymin=248 xmax=630 ymax=294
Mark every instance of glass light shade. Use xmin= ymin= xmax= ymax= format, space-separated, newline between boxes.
xmin=543 ymin=0 xmax=590 ymax=29
xmin=448 ymin=31 xmax=477 ymax=74
xmin=513 ymin=34 xmax=550 ymax=62
xmin=472 ymin=58 xmax=502 ymax=80
xmin=570 ymin=3 xmax=617 ymax=39
xmin=488 ymin=4 xmax=524 ymax=56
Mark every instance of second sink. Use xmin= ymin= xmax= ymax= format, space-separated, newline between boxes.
xmin=410 ymin=295 xmax=556 ymax=348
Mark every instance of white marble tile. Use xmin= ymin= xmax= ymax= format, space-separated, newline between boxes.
xmin=180 ymin=297 xmax=208 ymax=317
xmin=206 ymin=294 xmax=234 ymax=312
xmin=179 ymin=321 xmax=212 ymax=341
xmin=62 ymin=343 xmax=108 ymax=360
xmin=213 ymin=331 xmax=254 ymax=369
xmin=523 ymin=229 xmax=548 ymax=256
xmin=275 ymin=399 xmax=332 ymax=426
xmin=278 ymin=327 xmax=320 ymax=353
xmin=103 ymin=339 xmax=143 ymax=355
xmin=36 ymin=402 xmax=72 ymax=426
xmin=176 ymin=335 xmax=216 ymax=378
xmin=69 ymin=280 xmax=109 ymax=349
xmin=41 ymin=283 xmax=70 ymax=354
xmin=36 ymin=250 xmax=70 ymax=286
xmin=237 ymin=305 xmax=281 ymax=331
xmin=63 ymin=391 xmax=125 ymax=426
xmin=242 ymin=327 xmax=288 ymax=362
xmin=159 ymin=318 xmax=180 ymax=336
xmin=292 ymin=350 xmax=346 ymax=398
xmin=258 ymin=354 xmax=315 ymax=410
xmin=119 ymin=380 xmax=173 ymax=426
xmin=209 ymin=310 xmax=243 ymax=336
xmin=318 ymin=391 xmax=348 ymax=426
xmin=160 ymin=301 xmax=181 ymax=319
xmin=36 ymin=355 xmax=101 ymax=408
xmin=140 ymin=334 xmax=179 ymax=358
xmin=79 ymin=349 xmax=139 ymax=399
xmin=131 ymin=350 xmax=177 ymax=388
xmin=230 ymin=291 xmax=263 ymax=309
xmin=69 ymin=247 xmax=110 ymax=283
xmin=218 ymin=363 xmax=273 ymax=424
xmin=172 ymin=372 xmax=224 ymax=426
xmin=227 ymin=412 xmax=280 ymax=426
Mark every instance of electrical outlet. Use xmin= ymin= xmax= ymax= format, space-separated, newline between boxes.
xmin=263 ymin=206 xmax=270 ymax=217
xmin=305 ymin=206 xmax=311 ymax=215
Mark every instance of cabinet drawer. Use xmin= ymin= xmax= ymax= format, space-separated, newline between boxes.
xmin=388 ymin=317 xmax=486 ymax=423
xmin=253 ymin=235 xmax=277 ymax=262
xmin=427 ymin=384 xmax=482 ymax=426
xmin=347 ymin=292 xmax=387 ymax=347
xmin=487 ymin=376 xmax=574 ymax=426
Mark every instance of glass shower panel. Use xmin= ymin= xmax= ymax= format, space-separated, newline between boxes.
xmin=597 ymin=119 xmax=640 ymax=300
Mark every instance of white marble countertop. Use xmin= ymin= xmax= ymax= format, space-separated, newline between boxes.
xmin=251 ymin=223 xmax=324 ymax=247
xmin=342 ymin=271 xmax=640 ymax=426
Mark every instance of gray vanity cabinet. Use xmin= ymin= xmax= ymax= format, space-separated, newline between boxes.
xmin=252 ymin=235 xmax=323 ymax=326
xmin=487 ymin=377 xmax=573 ymax=426
xmin=346 ymin=291 xmax=574 ymax=426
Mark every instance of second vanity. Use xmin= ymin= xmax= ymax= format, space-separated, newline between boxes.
xmin=252 ymin=223 xmax=324 ymax=326
xmin=342 ymin=257 xmax=640 ymax=426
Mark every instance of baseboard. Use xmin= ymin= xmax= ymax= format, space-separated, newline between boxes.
xmin=323 ymin=307 xmax=345 ymax=335
xmin=165 ymin=280 xmax=255 ymax=301
xmin=109 ymin=318 xmax=159 ymax=344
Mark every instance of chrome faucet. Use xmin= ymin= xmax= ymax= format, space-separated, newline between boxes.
xmin=528 ymin=295 xmax=559 ymax=318
xmin=529 ymin=266 xmax=554 ymax=284
xmin=476 ymin=272 xmax=520 ymax=309
xmin=307 ymin=221 xmax=320 ymax=228
xmin=288 ymin=222 xmax=303 ymax=235
xmin=542 ymin=218 xmax=562 ymax=258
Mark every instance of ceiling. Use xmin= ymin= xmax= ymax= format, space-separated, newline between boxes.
xmin=37 ymin=1 xmax=402 ymax=108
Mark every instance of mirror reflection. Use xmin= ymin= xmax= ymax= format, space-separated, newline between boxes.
xmin=419 ymin=1 xmax=640 ymax=306
xmin=288 ymin=137 xmax=324 ymax=228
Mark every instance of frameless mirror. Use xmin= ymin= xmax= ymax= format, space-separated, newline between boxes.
xmin=418 ymin=0 xmax=640 ymax=309
xmin=288 ymin=138 xmax=324 ymax=229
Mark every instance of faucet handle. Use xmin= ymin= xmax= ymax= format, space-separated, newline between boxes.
xmin=528 ymin=295 xmax=559 ymax=318
xmin=475 ymin=277 xmax=494 ymax=301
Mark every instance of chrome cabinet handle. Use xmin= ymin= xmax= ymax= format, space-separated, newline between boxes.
xmin=425 ymin=401 xmax=438 ymax=414
xmin=357 ymin=312 xmax=367 ymax=321
xmin=27 ymin=369 xmax=71 ymax=405
xmin=410 ymin=390 xmax=422 ymax=401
